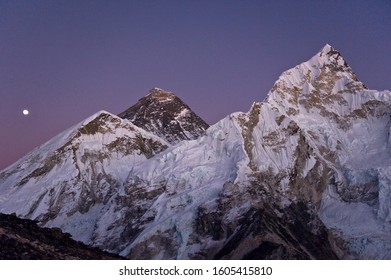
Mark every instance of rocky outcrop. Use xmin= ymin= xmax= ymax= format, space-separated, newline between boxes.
xmin=0 ymin=213 xmax=123 ymax=260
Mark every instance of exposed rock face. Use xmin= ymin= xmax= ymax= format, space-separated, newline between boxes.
xmin=119 ymin=88 xmax=209 ymax=144
xmin=0 ymin=213 xmax=123 ymax=259
xmin=1 ymin=45 xmax=391 ymax=259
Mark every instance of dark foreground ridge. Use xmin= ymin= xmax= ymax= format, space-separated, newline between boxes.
xmin=0 ymin=213 xmax=124 ymax=259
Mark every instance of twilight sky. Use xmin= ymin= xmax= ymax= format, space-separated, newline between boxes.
xmin=1 ymin=0 xmax=391 ymax=169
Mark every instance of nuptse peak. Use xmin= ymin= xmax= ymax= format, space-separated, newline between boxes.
xmin=1 ymin=45 xmax=391 ymax=259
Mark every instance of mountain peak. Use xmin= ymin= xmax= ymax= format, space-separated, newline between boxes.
xmin=269 ymin=44 xmax=354 ymax=94
xmin=119 ymin=88 xmax=209 ymax=144
xmin=147 ymin=88 xmax=176 ymax=101
xmin=319 ymin=43 xmax=335 ymax=54
xmin=267 ymin=44 xmax=367 ymax=116
xmin=313 ymin=43 xmax=346 ymax=68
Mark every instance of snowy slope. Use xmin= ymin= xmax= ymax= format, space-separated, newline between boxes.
xmin=0 ymin=111 xmax=168 ymax=245
xmin=1 ymin=45 xmax=391 ymax=259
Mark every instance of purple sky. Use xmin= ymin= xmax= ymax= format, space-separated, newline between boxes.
xmin=1 ymin=0 xmax=391 ymax=169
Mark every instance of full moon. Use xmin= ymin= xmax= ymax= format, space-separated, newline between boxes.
xmin=23 ymin=109 xmax=29 ymax=115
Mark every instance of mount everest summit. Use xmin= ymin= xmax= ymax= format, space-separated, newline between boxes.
xmin=1 ymin=44 xmax=391 ymax=259
xmin=119 ymin=88 xmax=209 ymax=144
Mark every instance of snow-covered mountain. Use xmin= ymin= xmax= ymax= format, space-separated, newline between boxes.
xmin=1 ymin=44 xmax=391 ymax=259
xmin=0 ymin=111 xmax=169 ymax=247
xmin=119 ymin=88 xmax=209 ymax=144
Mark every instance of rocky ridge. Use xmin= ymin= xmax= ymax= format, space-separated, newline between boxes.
xmin=0 ymin=213 xmax=123 ymax=259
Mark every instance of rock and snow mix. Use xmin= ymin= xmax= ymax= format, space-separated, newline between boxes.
xmin=1 ymin=45 xmax=391 ymax=259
